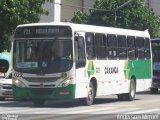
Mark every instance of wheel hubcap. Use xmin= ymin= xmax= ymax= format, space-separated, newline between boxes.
xmin=88 ymin=86 xmax=93 ymax=101
xmin=130 ymin=84 xmax=135 ymax=97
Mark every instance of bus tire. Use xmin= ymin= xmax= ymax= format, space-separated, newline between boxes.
xmin=33 ymin=100 xmax=45 ymax=106
xmin=126 ymin=79 xmax=136 ymax=101
xmin=79 ymin=82 xmax=94 ymax=106
xmin=118 ymin=79 xmax=136 ymax=101
xmin=150 ymin=88 xmax=158 ymax=94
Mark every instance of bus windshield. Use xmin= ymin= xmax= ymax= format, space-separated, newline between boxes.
xmin=152 ymin=41 xmax=160 ymax=71
xmin=13 ymin=39 xmax=73 ymax=74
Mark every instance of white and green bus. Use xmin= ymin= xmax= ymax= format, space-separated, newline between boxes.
xmin=11 ymin=22 xmax=152 ymax=106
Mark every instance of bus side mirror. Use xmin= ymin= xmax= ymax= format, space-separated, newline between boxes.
xmin=0 ymin=59 xmax=9 ymax=73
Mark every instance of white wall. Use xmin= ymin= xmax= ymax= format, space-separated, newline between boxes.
xmin=83 ymin=0 xmax=96 ymax=13
xmin=39 ymin=0 xmax=160 ymax=23
xmin=148 ymin=0 xmax=160 ymax=16
xmin=40 ymin=0 xmax=84 ymax=22
xmin=39 ymin=2 xmax=54 ymax=22
xmin=61 ymin=0 xmax=83 ymax=22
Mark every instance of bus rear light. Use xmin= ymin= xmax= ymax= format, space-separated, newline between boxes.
xmin=59 ymin=90 xmax=70 ymax=95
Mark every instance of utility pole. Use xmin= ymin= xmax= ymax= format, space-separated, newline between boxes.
xmin=53 ymin=0 xmax=61 ymax=22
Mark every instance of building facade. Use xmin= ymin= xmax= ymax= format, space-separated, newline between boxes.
xmin=146 ymin=0 xmax=160 ymax=16
xmin=40 ymin=0 xmax=160 ymax=23
xmin=40 ymin=0 xmax=95 ymax=22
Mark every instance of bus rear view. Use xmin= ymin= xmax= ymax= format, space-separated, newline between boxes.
xmin=151 ymin=38 xmax=160 ymax=94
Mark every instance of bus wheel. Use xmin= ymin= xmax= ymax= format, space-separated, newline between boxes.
xmin=126 ymin=79 xmax=136 ymax=101
xmin=79 ymin=82 xmax=94 ymax=106
xmin=118 ymin=79 xmax=136 ymax=101
xmin=150 ymin=88 xmax=158 ymax=94
xmin=33 ymin=100 xmax=45 ymax=106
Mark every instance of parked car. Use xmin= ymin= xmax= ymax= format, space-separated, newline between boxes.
xmin=0 ymin=73 xmax=12 ymax=100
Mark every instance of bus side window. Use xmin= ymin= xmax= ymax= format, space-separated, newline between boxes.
xmin=107 ymin=34 xmax=117 ymax=59
xmin=95 ymin=33 xmax=106 ymax=59
xmin=135 ymin=37 xmax=145 ymax=59
xmin=127 ymin=36 xmax=136 ymax=59
xmin=85 ymin=33 xmax=96 ymax=59
xmin=117 ymin=35 xmax=127 ymax=59
xmin=145 ymin=38 xmax=151 ymax=59
xmin=75 ymin=37 xmax=86 ymax=68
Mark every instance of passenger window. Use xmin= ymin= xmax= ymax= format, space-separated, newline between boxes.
xmin=117 ymin=35 xmax=127 ymax=59
xmin=95 ymin=33 xmax=106 ymax=59
xmin=107 ymin=34 xmax=117 ymax=59
xmin=127 ymin=36 xmax=136 ymax=59
xmin=145 ymin=38 xmax=151 ymax=59
xmin=136 ymin=37 xmax=145 ymax=59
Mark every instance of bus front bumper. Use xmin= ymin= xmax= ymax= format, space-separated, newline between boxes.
xmin=12 ymin=84 xmax=75 ymax=100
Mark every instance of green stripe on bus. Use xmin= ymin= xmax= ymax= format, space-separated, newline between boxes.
xmin=125 ymin=59 xmax=152 ymax=79
xmin=87 ymin=61 xmax=95 ymax=78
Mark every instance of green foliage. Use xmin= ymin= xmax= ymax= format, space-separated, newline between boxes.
xmin=0 ymin=0 xmax=53 ymax=52
xmin=71 ymin=11 xmax=89 ymax=24
xmin=71 ymin=0 xmax=160 ymax=38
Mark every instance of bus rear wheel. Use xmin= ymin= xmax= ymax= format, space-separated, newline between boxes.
xmin=33 ymin=100 xmax=45 ymax=106
xmin=117 ymin=79 xmax=136 ymax=101
xmin=126 ymin=79 xmax=136 ymax=101
xmin=79 ymin=82 xmax=94 ymax=106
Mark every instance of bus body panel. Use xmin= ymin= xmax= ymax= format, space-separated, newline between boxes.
xmin=75 ymin=59 xmax=151 ymax=98
xmin=12 ymin=22 xmax=152 ymax=102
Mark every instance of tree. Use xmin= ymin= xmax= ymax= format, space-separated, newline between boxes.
xmin=71 ymin=11 xmax=89 ymax=24
xmin=0 ymin=0 xmax=53 ymax=52
xmin=71 ymin=0 xmax=160 ymax=38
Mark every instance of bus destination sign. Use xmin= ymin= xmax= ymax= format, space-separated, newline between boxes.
xmin=15 ymin=26 xmax=72 ymax=38
xmin=152 ymin=42 xmax=160 ymax=47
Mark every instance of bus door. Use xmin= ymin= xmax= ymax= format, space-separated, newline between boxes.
xmin=74 ymin=33 xmax=88 ymax=98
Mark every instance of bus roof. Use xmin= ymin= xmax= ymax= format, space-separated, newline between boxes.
xmin=16 ymin=22 xmax=150 ymax=38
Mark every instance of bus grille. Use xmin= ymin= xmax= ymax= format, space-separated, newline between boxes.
xmin=29 ymin=84 xmax=55 ymax=88
xmin=2 ymin=84 xmax=12 ymax=89
xmin=23 ymin=77 xmax=60 ymax=83
xmin=31 ymin=89 xmax=53 ymax=95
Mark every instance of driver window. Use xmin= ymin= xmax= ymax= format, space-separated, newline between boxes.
xmin=75 ymin=37 xmax=86 ymax=68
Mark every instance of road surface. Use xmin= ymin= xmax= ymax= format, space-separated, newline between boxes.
xmin=0 ymin=90 xmax=160 ymax=120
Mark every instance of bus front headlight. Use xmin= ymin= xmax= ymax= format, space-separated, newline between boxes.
xmin=58 ymin=76 xmax=74 ymax=87
xmin=61 ymin=79 xmax=71 ymax=87
xmin=13 ymin=78 xmax=26 ymax=88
